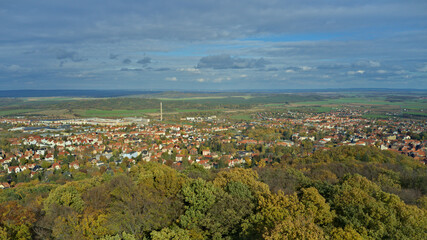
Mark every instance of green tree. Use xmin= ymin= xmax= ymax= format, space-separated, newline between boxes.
xmin=180 ymin=178 xmax=218 ymax=231
xmin=44 ymin=184 xmax=85 ymax=214
xmin=332 ymin=174 xmax=427 ymax=239
xmin=264 ymin=215 xmax=325 ymax=240
xmin=0 ymin=201 xmax=36 ymax=240
xmin=151 ymin=226 xmax=191 ymax=240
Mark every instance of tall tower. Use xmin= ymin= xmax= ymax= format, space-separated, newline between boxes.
xmin=160 ymin=102 xmax=163 ymax=121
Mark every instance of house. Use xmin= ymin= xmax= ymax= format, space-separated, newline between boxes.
xmin=30 ymin=172 xmax=37 ymax=178
xmin=69 ymin=161 xmax=80 ymax=170
xmin=52 ymin=162 xmax=61 ymax=170
xmin=8 ymin=166 xmax=20 ymax=174
xmin=202 ymin=149 xmax=210 ymax=156
xmin=196 ymin=159 xmax=212 ymax=169
xmin=27 ymin=163 xmax=36 ymax=170
xmin=190 ymin=148 xmax=198 ymax=155
xmin=226 ymin=159 xmax=242 ymax=167
xmin=175 ymin=154 xmax=185 ymax=162
xmin=122 ymin=151 xmax=139 ymax=159
xmin=45 ymin=153 xmax=54 ymax=161
xmin=0 ymin=182 xmax=10 ymax=189
xmin=276 ymin=141 xmax=294 ymax=147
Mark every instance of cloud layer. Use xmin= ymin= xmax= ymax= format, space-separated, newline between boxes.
xmin=0 ymin=0 xmax=426 ymax=90
xmin=197 ymin=55 xmax=269 ymax=69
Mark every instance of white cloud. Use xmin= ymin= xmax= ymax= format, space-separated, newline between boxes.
xmin=368 ymin=61 xmax=381 ymax=67
xmin=197 ymin=55 xmax=269 ymax=69
xmin=196 ymin=78 xmax=205 ymax=82
xmin=213 ymin=77 xmax=231 ymax=83
xmin=348 ymin=70 xmax=365 ymax=75
xmin=300 ymin=66 xmax=314 ymax=71
xmin=165 ymin=77 xmax=177 ymax=81
xmin=178 ymin=68 xmax=200 ymax=73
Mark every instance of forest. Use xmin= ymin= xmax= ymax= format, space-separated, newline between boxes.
xmin=0 ymin=146 xmax=426 ymax=239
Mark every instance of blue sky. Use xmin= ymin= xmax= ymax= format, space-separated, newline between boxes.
xmin=1 ymin=0 xmax=426 ymax=90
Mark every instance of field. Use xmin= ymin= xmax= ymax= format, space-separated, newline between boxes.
xmin=362 ymin=114 xmax=395 ymax=119
xmin=24 ymin=97 xmax=92 ymax=102
xmin=0 ymin=109 xmax=41 ymax=116
xmin=230 ymin=114 xmax=252 ymax=121
xmin=173 ymin=108 xmax=223 ymax=113
xmin=159 ymin=96 xmax=253 ymax=101
xmin=292 ymin=97 xmax=425 ymax=108
xmin=286 ymin=96 xmax=426 ymax=118
xmin=74 ymin=109 xmax=159 ymax=118
xmin=0 ymin=91 xmax=425 ymax=120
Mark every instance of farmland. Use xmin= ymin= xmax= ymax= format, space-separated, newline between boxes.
xmin=0 ymin=91 xmax=424 ymax=120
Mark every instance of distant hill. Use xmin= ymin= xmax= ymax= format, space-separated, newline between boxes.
xmin=0 ymin=89 xmax=426 ymax=98
xmin=0 ymin=90 xmax=161 ymax=98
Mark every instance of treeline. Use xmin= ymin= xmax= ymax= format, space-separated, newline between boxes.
xmin=257 ymin=145 xmax=427 ymax=205
xmin=0 ymin=146 xmax=426 ymax=239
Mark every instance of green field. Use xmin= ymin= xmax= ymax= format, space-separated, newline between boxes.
xmin=406 ymin=111 xmax=427 ymax=117
xmin=160 ymin=96 xmax=229 ymax=101
xmin=294 ymin=97 xmax=387 ymax=105
xmin=0 ymin=92 xmax=425 ymax=119
xmin=230 ymin=114 xmax=252 ymax=121
xmin=0 ymin=109 xmax=41 ymax=116
xmin=160 ymin=96 xmax=254 ymax=101
xmin=174 ymin=108 xmax=222 ymax=113
xmin=293 ymin=97 xmax=426 ymax=108
xmin=24 ymin=97 xmax=86 ymax=102
xmin=286 ymin=106 xmax=334 ymax=113
xmin=75 ymin=109 xmax=158 ymax=117
xmin=264 ymin=103 xmax=287 ymax=107
xmin=74 ymin=108 xmax=223 ymax=117
xmin=311 ymin=106 xmax=334 ymax=113
xmin=363 ymin=114 xmax=393 ymax=119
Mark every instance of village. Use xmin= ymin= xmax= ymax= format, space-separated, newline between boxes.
xmin=0 ymin=109 xmax=426 ymax=189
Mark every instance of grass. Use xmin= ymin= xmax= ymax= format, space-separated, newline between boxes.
xmin=312 ymin=107 xmax=334 ymax=113
xmin=159 ymin=96 xmax=254 ymax=101
xmin=400 ymin=102 xmax=427 ymax=110
xmin=363 ymin=114 xmax=392 ymax=119
xmin=292 ymin=97 xmax=426 ymax=111
xmin=75 ymin=109 xmax=158 ymax=117
xmin=0 ymin=109 xmax=40 ymax=116
xmin=0 ymin=94 xmax=424 ymax=119
xmin=75 ymin=108 xmax=224 ymax=117
xmin=265 ymin=103 xmax=287 ymax=107
xmin=406 ymin=111 xmax=427 ymax=117
xmin=230 ymin=114 xmax=252 ymax=121
xmin=159 ymin=96 xmax=229 ymax=101
xmin=293 ymin=97 xmax=388 ymax=105
xmin=24 ymin=97 xmax=83 ymax=102
xmin=174 ymin=108 xmax=222 ymax=113
xmin=286 ymin=106 xmax=334 ymax=113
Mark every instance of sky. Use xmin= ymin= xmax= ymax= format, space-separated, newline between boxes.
xmin=1 ymin=0 xmax=427 ymax=90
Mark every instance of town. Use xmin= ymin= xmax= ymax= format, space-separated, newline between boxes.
xmin=2 ymin=0 xmax=427 ymax=238
xmin=1 ymin=108 xmax=425 ymax=189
